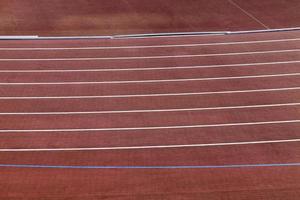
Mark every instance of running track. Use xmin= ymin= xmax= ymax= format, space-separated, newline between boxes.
xmin=0 ymin=30 xmax=300 ymax=199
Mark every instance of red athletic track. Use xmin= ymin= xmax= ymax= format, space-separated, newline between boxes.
xmin=0 ymin=0 xmax=300 ymax=36
xmin=0 ymin=30 xmax=300 ymax=199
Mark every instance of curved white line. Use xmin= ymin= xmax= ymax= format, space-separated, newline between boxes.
xmin=1 ymin=102 xmax=299 ymax=115
xmin=0 ymin=86 xmax=299 ymax=100
xmin=0 ymin=38 xmax=299 ymax=51
xmin=0 ymin=72 xmax=299 ymax=85
xmin=0 ymin=138 xmax=299 ymax=152
xmin=1 ymin=60 xmax=299 ymax=73
xmin=0 ymin=119 xmax=299 ymax=133
xmin=0 ymin=49 xmax=299 ymax=61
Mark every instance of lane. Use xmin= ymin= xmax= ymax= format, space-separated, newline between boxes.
xmin=0 ymin=61 xmax=300 ymax=83
xmin=2 ymin=139 xmax=300 ymax=152
xmin=2 ymin=73 xmax=300 ymax=85
xmin=0 ymin=39 xmax=299 ymax=59
xmin=1 ymin=102 xmax=300 ymax=115
xmin=1 ymin=120 xmax=300 ymax=133
xmin=1 ymin=38 xmax=299 ymax=51
xmin=0 ymin=142 xmax=299 ymax=165
xmin=1 ymin=49 xmax=299 ymax=61
xmin=0 ymin=122 xmax=300 ymax=149
xmin=0 ymin=105 xmax=299 ymax=130
xmin=0 ymin=89 xmax=299 ymax=113
xmin=0 ymin=51 xmax=298 ymax=70
xmin=0 ymin=76 xmax=300 ymax=97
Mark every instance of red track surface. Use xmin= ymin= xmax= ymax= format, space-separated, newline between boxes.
xmin=0 ymin=0 xmax=300 ymax=36
xmin=0 ymin=30 xmax=300 ymax=199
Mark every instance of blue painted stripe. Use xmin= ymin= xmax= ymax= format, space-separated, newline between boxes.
xmin=0 ymin=163 xmax=300 ymax=169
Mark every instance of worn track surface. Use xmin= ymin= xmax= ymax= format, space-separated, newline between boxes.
xmin=0 ymin=0 xmax=300 ymax=36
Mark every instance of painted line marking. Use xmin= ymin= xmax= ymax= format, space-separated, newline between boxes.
xmin=0 ymin=163 xmax=300 ymax=169
xmin=0 ymin=86 xmax=300 ymax=100
xmin=228 ymin=0 xmax=269 ymax=29
xmin=0 ymin=138 xmax=299 ymax=152
xmin=115 ymin=33 xmax=224 ymax=39
xmin=115 ymin=27 xmax=300 ymax=39
xmin=1 ymin=102 xmax=299 ymax=115
xmin=0 ymin=119 xmax=299 ymax=133
xmin=1 ymin=60 xmax=299 ymax=73
xmin=113 ymin=27 xmax=299 ymax=38
xmin=0 ymin=49 xmax=299 ymax=61
xmin=0 ymin=72 xmax=299 ymax=85
xmin=1 ymin=38 xmax=299 ymax=50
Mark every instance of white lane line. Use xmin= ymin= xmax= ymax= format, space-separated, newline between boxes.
xmin=0 ymin=49 xmax=299 ymax=61
xmin=0 ymin=120 xmax=299 ymax=133
xmin=0 ymin=72 xmax=299 ymax=85
xmin=1 ymin=60 xmax=299 ymax=73
xmin=1 ymin=138 xmax=299 ymax=152
xmin=0 ymin=86 xmax=300 ymax=100
xmin=0 ymin=38 xmax=299 ymax=50
xmin=1 ymin=102 xmax=299 ymax=115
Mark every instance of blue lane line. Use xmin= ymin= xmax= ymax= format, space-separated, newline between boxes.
xmin=0 ymin=163 xmax=300 ymax=169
